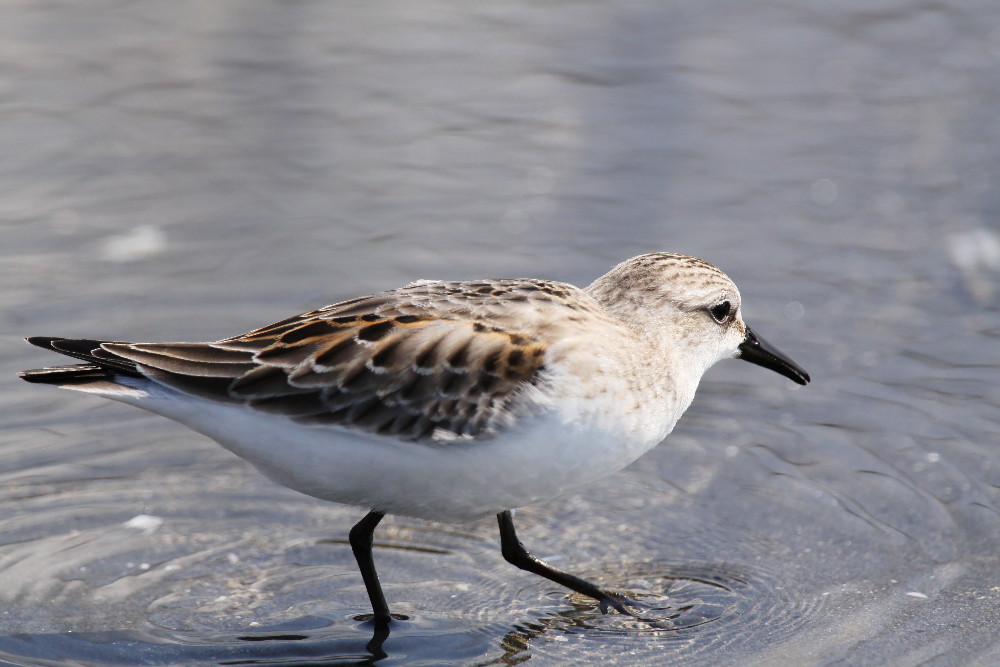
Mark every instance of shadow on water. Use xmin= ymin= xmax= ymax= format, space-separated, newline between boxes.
xmin=0 ymin=616 xmax=392 ymax=667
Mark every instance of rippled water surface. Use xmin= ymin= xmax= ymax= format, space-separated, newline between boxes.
xmin=3 ymin=1 xmax=1000 ymax=664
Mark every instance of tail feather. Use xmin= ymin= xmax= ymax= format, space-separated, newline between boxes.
xmin=18 ymin=364 xmax=111 ymax=385
xmin=20 ymin=337 xmax=143 ymax=385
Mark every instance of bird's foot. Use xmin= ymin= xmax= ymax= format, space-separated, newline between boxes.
xmin=596 ymin=591 xmax=655 ymax=618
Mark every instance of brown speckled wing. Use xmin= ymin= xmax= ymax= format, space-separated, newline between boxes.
xmin=101 ymin=281 xmax=575 ymax=441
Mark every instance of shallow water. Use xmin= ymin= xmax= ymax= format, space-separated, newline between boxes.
xmin=3 ymin=1 xmax=1000 ymax=664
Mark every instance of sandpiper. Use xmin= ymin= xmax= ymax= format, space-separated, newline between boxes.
xmin=19 ymin=252 xmax=809 ymax=622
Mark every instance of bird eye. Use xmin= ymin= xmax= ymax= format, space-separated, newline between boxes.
xmin=709 ymin=301 xmax=731 ymax=323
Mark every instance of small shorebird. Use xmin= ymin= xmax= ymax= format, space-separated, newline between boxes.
xmin=19 ymin=252 xmax=809 ymax=622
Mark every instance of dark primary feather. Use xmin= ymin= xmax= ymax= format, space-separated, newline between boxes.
xmin=24 ymin=337 xmax=140 ymax=375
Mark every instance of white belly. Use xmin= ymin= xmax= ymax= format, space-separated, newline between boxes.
xmin=97 ymin=378 xmax=679 ymax=522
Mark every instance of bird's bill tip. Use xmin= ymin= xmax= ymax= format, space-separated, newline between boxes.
xmin=738 ymin=327 xmax=810 ymax=385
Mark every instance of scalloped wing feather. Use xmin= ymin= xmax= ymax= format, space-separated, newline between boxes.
xmin=95 ymin=280 xmax=590 ymax=440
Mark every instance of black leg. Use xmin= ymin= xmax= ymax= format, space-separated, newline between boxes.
xmin=497 ymin=510 xmax=643 ymax=616
xmin=349 ymin=510 xmax=392 ymax=623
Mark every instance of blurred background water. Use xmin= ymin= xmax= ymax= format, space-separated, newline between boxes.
xmin=2 ymin=1 xmax=999 ymax=664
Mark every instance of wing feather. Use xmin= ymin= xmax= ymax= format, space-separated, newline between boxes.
xmin=25 ymin=279 xmax=607 ymax=441
xmin=102 ymin=316 xmax=548 ymax=440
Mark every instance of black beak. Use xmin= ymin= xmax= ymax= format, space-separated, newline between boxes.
xmin=738 ymin=326 xmax=810 ymax=385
